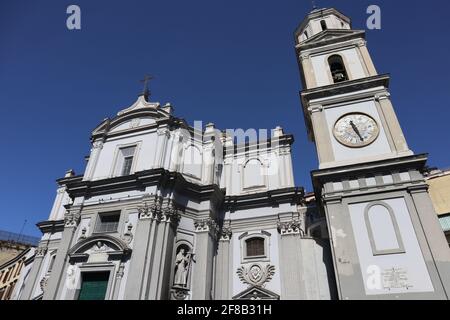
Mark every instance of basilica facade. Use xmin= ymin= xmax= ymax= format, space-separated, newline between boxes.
xmin=14 ymin=8 xmax=450 ymax=300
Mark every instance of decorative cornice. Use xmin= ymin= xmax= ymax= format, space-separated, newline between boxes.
xmin=225 ymin=187 xmax=304 ymax=212
xmin=58 ymin=168 xmax=224 ymax=204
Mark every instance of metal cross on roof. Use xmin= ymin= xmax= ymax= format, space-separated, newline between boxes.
xmin=140 ymin=74 xmax=154 ymax=99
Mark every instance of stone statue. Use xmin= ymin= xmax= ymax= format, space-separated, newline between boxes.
xmin=174 ymin=248 xmax=192 ymax=287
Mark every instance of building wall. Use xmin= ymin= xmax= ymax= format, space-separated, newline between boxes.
xmin=427 ymin=171 xmax=450 ymax=216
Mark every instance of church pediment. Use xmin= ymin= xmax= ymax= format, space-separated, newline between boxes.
xmin=91 ymin=99 xmax=172 ymax=138
xmin=300 ymin=29 xmax=364 ymax=47
xmin=232 ymin=286 xmax=280 ymax=300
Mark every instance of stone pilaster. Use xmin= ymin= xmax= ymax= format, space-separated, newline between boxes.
xmin=192 ymin=218 xmax=219 ymax=300
xmin=277 ymin=214 xmax=307 ymax=300
xmin=83 ymin=140 xmax=104 ymax=180
xmin=20 ymin=246 xmax=47 ymax=300
xmin=43 ymin=210 xmax=80 ymax=300
xmin=408 ymin=185 xmax=450 ymax=296
xmin=124 ymin=195 xmax=158 ymax=299
xmin=214 ymin=224 xmax=232 ymax=299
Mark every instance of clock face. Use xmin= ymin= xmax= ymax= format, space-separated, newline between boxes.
xmin=333 ymin=113 xmax=380 ymax=148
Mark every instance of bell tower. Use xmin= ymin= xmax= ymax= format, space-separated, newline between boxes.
xmin=296 ymin=8 xmax=450 ymax=300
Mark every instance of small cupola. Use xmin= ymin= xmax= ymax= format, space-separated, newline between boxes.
xmin=295 ymin=8 xmax=351 ymax=44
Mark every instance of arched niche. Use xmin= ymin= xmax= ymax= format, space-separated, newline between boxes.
xmin=182 ymin=144 xmax=203 ymax=179
xmin=242 ymin=158 xmax=265 ymax=190
xmin=364 ymin=201 xmax=405 ymax=256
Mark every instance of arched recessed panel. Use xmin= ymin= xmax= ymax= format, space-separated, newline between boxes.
xmin=243 ymin=159 xmax=264 ymax=189
xmin=364 ymin=202 xmax=405 ymax=256
xmin=183 ymin=145 xmax=202 ymax=179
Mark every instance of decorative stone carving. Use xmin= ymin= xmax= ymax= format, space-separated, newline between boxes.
xmin=92 ymin=140 xmax=104 ymax=149
xmin=78 ymin=227 xmax=87 ymax=241
xmin=121 ymin=222 xmax=133 ymax=244
xmin=35 ymin=246 xmax=48 ymax=257
xmin=64 ymin=212 xmax=80 ymax=228
xmin=277 ymin=219 xmax=303 ymax=236
xmin=138 ymin=196 xmax=181 ymax=228
xmin=116 ymin=263 xmax=125 ymax=279
xmin=171 ymin=288 xmax=189 ymax=300
xmin=220 ymin=226 xmax=232 ymax=241
xmin=138 ymin=203 xmax=152 ymax=220
xmin=40 ymin=276 xmax=49 ymax=292
xmin=194 ymin=218 xmax=219 ymax=239
xmin=237 ymin=264 xmax=275 ymax=287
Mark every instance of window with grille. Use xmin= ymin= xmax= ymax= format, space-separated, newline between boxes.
xmin=245 ymin=237 xmax=265 ymax=257
xmin=94 ymin=212 xmax=120 ymax=233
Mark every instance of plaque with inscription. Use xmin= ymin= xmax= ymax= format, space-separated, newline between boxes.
xmin=382 ymin=267 xmax=413 ymax=291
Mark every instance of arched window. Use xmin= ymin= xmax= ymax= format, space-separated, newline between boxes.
xmin=320 ymin=20 xmax=327 ymax=31
xmin=245 ymin=237 xmax=265 ymax=257
xmin=328 ymin=55 xmax=349 ymax=83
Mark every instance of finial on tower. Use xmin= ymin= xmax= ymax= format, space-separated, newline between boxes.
xmin=311 ymin=0 xmax=318 ymax=10
xmin=139 ymin=75 xmax=154 ymax=101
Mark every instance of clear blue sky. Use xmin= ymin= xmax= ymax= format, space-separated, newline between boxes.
xmin=1 ymin=0 xmax=449 ymax=237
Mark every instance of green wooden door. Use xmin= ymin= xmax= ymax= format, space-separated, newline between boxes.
xmin=78 ymin=272 xmax=110 ymax=300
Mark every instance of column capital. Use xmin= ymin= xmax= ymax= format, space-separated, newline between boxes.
xmin=194 ymin=218 xmax=219 ymax=239
xmin=374 ymin=92 xmax=391 ymax=101
xmin=35 ymin=246 xmax=48 ymax=257
xmin=219 ymin=226 xmax=232 ymax=241
xmin=64 ymin=211 xmax=80 ymax=228
xmin=308 ymin=104 xmax=323 ymax=114
xmin=92 ymin=140 xmax=104 ymax=149
xmin=277 ymin=218 xmax=303 ymax=236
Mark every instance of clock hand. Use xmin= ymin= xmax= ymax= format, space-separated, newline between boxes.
xmin=350 ymin=121 xmax=364 ymax=141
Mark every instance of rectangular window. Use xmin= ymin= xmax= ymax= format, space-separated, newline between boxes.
xmin=115 ymin=146 xmax=136 ymax=176
xmin=78 ymin=272 xmax=110 ymax=300
xmin=121 ymin=156 xmax=133 ymax=176
xmin=94 ymin=212 xmax=120 ymax=233
xmin=246 ymin=238 xmax=265 ymax=257
xmin=48 ymin=255 xmax=56 ymax=273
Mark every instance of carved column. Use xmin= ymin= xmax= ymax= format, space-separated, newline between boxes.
xmin=192 ymin=218 xmax=219 ymax=300
xmin=43 ymin=210 xmax=80 ymax=300
xmin=20 ymin=246 xmax=47 ymax=300
xmin=277 ymin=214 xmax=307 ymax=300
xmin=214 ymin=224 xmax=232 ymax=300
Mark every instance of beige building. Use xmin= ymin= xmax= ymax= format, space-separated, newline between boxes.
xmin=425 ymin=168 xmax=450 ymax=245
xmin=0 ymin=247 xmax=34 ymax=300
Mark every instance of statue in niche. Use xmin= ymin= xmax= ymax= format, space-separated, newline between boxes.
xmin=173 ymin=246 xmax=193 ymax=287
